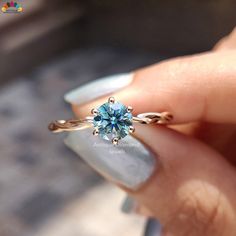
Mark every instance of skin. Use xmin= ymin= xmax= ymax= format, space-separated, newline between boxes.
xmin=72 ymin=28 xmax=236 ymax=236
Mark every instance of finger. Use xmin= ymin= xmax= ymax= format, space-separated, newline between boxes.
xmin=67 ymin=50 xmax=236 ymax=124
xmin=65 ymin=123 xmax=236 ymax=236
xmin=170 ymin=122 xmax=236 ymax=163
xmin=63 ymin=69 xmax=236 ymax=235
xmin=127 ymin=125 xmax=236 ymax=236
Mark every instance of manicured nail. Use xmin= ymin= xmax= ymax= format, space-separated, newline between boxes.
xmin=121 ymin=195 xmax=137 ymax=214
xmin=64 ymin=127 xmax=156 ymax=190
xmin=64 ymin=73 xmax=134 ymax=105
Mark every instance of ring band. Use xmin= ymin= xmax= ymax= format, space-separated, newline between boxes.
xmin=48 ymin=97 xmax=173 ymax=145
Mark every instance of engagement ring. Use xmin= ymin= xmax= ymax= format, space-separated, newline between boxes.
xmin=48 ymin=97 xmax=173 ymax=145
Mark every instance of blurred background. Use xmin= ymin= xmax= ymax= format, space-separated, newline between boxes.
xmin=0 ymin=0 xmax=235 ymax=236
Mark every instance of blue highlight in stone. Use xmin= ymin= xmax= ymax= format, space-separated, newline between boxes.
xmin=93 ymin=101 xmax=133 ymax=141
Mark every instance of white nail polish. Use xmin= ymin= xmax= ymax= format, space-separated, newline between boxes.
xmin=64 ymin=128 xmax=156 ymax=190
xmin=64 ymin=73 xmax=134 ymax=105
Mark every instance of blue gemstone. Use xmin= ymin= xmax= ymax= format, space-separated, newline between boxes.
xmin=93 ymin=101 xmax=133 ymax=141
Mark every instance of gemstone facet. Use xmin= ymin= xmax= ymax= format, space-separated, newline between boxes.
xmin=93 ymin=101 xmax=133 ymax=141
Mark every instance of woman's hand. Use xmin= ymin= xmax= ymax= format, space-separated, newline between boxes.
xmin=64 ymin=27 xmax=236 ymax=236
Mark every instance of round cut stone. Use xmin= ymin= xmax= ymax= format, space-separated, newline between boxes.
xmin=93 ymin=101 xmax=133 ymax=141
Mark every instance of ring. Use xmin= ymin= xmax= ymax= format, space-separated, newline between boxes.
xmin=48 ymin=97 xmax=173 ymax=145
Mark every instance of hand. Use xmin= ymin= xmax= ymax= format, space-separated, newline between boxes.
xmin=65 ymin=27 xmax=236 ymax=236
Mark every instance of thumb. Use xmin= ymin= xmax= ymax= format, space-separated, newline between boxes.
xmin=128 ymin=125 xmax=236 ymax=236
xmin=65 ymin=123 xmax=236 ymax=236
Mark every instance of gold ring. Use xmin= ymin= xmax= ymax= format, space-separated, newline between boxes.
xmin=48 ymin=97 xmax=173 ymax=145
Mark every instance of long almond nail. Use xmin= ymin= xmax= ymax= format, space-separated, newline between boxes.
xmin=64 ymin=127 xmax=156 ymax=190
xmin=64 ymin=73 xmax=134 ymax=105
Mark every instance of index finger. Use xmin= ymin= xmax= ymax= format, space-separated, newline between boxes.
xmin=67 ymin=50 xmax=236 ymax=124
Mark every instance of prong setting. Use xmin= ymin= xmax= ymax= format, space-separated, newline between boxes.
xmin=129 ymin=126 xmax=135 ymax=133
xmin=91 ymin=108 xmax=99 ymax=116
xmin=49 ymin=96 xmax=173 ymax=146
xmin=112 ymin=137 xmax=119 ymax=145
xmin=58 ymin=120 xmax=66 ymax=124
xmin=93 ymin=129 xmax=99 ymax=136
xmin=108 ymin=97 xmax=115 ymax=104
xmin=127 ymin=106 xmax=133 ymax=113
